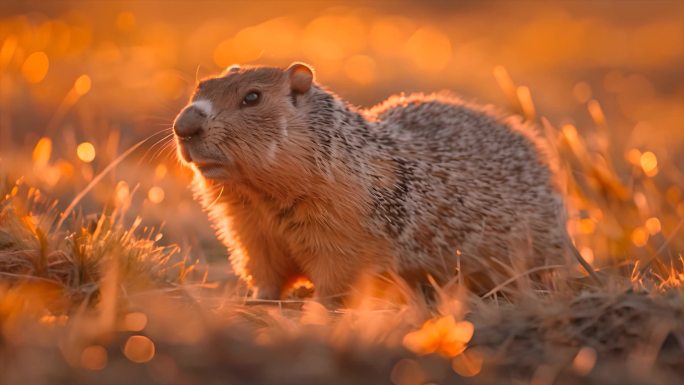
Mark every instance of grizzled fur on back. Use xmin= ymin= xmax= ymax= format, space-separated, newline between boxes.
xmin=174 ymin=63 xmax=569 ymax=301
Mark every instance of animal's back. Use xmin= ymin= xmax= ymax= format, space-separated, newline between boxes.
xmin=368 ymin=94 xmax=567 ymax=289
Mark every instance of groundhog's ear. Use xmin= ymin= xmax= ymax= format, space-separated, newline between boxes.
xmin=287 ymin=62 xmax=314 ymax=94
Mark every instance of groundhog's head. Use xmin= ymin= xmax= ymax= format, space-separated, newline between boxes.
xmin=173 ymin=63 xmax=315 ymax=181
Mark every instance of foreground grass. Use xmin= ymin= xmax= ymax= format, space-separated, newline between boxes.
xmin=1 ymin=176 xmax=683 ymax=385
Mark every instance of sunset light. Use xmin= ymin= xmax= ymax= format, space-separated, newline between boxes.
xmin=1 ymin=2 xmax=683 ymax=385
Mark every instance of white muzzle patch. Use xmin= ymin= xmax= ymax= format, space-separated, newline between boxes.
xmin=192 ymin=99 xmax=213 ymax=117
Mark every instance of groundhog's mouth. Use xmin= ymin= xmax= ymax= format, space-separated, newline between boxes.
xmin=193 ymin=161 xmax=229 ymax=180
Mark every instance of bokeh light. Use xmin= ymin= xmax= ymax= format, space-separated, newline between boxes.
xmin=74 ymin=74 xmax=91 ymax=96
xmin=631 ymin=227 xmax=649 ymax=248
xmin=32 ymin=137 xmax=52 ymax=168
xmin=404 ymin=27 xmax=452 ymax=72
xmin=572 ymin=347 xmax=597 ymax=376
xmin=21 ymin=51 xmax=49 ymax=83
xmin=645 ymin=217 xmax=661 ymax=235
xmin=124 ymin=312 xmax=148 ymax=332
xmin=573 ymin=82 xmax=592 ymax=104
xmin=402 ymin=316 xmax=474 ymax=357
xmin=148 ymin=186 xmax=165 ymax=204
xmin=640 ymin=151 xmax=658 ymax=176
xmin=123 ymin=335 xmax=155 ymax=363
xmin=77 ymin=142 xmax=96 ymax=163
xmin=115 ymin=181 xmax=130 ymax=205
xmin=80 ymin=345 xmax=108 ymax=371
xmin=451 ymin=349 xmax=483 ymax=377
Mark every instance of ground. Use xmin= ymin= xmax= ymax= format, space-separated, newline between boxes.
xmin=1 ymin=2 xmax=683 ymax=384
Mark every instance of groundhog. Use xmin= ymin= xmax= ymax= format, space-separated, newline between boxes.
xmin=173 ymin=62 xmax=570 ymax=301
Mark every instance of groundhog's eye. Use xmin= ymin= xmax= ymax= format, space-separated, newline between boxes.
xmin=241 ymin=91 xmax=261 ymax=107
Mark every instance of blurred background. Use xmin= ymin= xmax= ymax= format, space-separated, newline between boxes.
xmin=1 ymin=1 xmax=683 ymax=267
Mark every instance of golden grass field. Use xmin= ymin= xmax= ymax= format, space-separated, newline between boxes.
xmin=1 ymin=2 xmax=683 ymax=384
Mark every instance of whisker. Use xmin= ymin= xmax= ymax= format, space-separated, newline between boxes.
xmin=139 ymin=132 xmax=175 ymax=165
xmin=155 ymin=140 xmax=178 ymax=161
xmin=149 ymin=137 xmax=175 ymax=162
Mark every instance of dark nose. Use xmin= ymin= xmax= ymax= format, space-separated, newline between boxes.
xmin=173 ymin=105 xmax=205 ymax=139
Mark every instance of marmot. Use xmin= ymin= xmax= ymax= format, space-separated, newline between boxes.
xmin=173 ymin=62 xmax=569 ymax=300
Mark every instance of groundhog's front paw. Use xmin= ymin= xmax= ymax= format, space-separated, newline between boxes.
xmin=252 ymin=286 xmax=281 ymax=300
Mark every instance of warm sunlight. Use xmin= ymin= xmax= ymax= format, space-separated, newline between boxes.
xmin=1 ymin=2 xmax=682 ymax=385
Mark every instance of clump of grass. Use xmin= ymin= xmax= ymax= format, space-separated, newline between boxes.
xmin=0 ymin=178 xmax=186 ymax=311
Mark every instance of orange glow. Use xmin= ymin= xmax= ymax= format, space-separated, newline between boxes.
xmin=77 ymin=142 xmax=96 ymax=163
xmin=587 ymin=99 xmax=606 ymax=126
xmin=300 ymin=301 xmax=329 ymax=326
xmin=578 ymin=218 xmax=595 ymax=234
xmin=21 ymin=51 xmax=49 ymax=83
xmin=1 ymin=3 xmax=684 ymax=383
xmin=390 ymin=359 xmax=426 ymax=385
xmin=116 ymin=12 xmax=136 ymax=32
xmin=215 ymin=30 xmax=260 ymax=64
xmin=123 ymin=335 xmax=155 ymax=363
xmin=343 ymin=55 xmax=377 ymax=85
xmin=155 ymin=164 xmax=168 ymax=179
xmin=155 ymin=70 xmax=185 ymax=99
xmin=645 ymin=217 xmax=661 ymax=235
xmin=370 ymin=17 xmax=411 ymax=56
xmin=148 ymin=186 xmax=165 ymax=204
xmin=0 ymin=35 xmax=18 ymax=66
xmin=516 ymin=86 xmax=536 ymax=120
xmin=580 ymin=247 xmax=595 ymax=265
xmin=402 ymin=315 xmax=474 ymax=357
xmin=80 ymin=345 xmax=108 ymax=371
xmin=213 ymin=39 xmax=235 ymax=68
xmin=631 ymin=227 xmax=649 ymax=247
xmin=603 ymin=70 xmax=624 ymax=92
xmin=124 ymin=312 xmax=148 ymax=331
xmin=640 ymin=151 xmax=658 ymax=176
xmin=573 ymin=82 xmax=592 ymax=103
xmin=74 ymin=74 xmax=92 ymax=96
xmin=625 ymin=148 xmax=642 ymax=166
xmin=572 ymin=347 xmax=597 ymax=376
xmin=215 ymin=18 xmax=301 ymax=67
xmin=115 ymin=181 xmax=130 ymax=205
xmin=562 ymin=124 xmax=579 ymax=143
xmin=32 ymin=137 xmax=52 ymax=168
xmin=303 ymin=15 xmax=365 ymax=62
xmin=405 ymin=27 xmax=452 ymax=72
xmin=452 ymin=349 xmax=483 ymax=377
xmin=666 ymin=187 xmax=681 ymax=206
xmin=493 ymin=65 xmax=517 ymax=104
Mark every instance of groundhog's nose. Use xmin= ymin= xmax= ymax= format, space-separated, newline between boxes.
xmin=173 ymin=105 xmax=205 ymax=139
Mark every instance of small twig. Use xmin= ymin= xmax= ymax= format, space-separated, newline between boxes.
xmin=482 ymin=264 xmax=567 ymax=298
xmin=636 ymin=218 xmax=684 ymax=280
xmin=567 ymin=237 xmax=604 ymax=286
xmin=0 ymin=271 xmax=64 ymax=285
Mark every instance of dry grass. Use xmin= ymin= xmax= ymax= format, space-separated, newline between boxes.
xmin=1 ymin=2 xmax=683 ymax=385
xmin=0 ymin=185 xmax=682 ymax=385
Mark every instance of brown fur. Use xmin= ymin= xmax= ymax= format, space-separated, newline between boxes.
xmin=174 ymin=63 xmax=570 ymax=300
